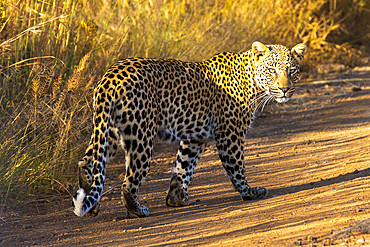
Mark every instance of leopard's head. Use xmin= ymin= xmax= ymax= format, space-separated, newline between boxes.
xmin=252 ymin=41 xmax=307 ymax=103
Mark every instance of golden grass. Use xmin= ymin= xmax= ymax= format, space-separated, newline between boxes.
xmin=0 ymin=0 xmax=367 ymax=206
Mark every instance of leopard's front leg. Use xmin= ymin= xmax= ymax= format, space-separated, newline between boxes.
xmin=215 ymin=131 xmax=268 ymax=200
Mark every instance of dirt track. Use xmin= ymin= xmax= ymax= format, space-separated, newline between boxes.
xmin=1 ymin=67 xmax=369 ymax=246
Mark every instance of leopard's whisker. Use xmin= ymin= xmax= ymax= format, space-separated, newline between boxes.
xmin=253 ymin=94 xmax=274 ymax=116
xmin=253 ymin=95 xmax=268 ymax=116
xmin=260 ymin=95 xmax=274 ymax=113
xmin=245 ymin=91 xmax=269 ymax=110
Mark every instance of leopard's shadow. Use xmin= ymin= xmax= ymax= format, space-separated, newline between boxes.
xmin=268 ymin=167 xmax=369 ymax=197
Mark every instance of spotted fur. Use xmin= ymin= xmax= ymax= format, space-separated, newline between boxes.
xmin=73 ymin=41 xmax=306 ymax=217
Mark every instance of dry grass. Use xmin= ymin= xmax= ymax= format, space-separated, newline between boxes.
xmin=0 ymin=0 xmax=368 ymax=207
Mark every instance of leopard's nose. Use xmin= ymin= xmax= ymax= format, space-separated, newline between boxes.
xmin=279 ymin=87 xmax=290 ymax=94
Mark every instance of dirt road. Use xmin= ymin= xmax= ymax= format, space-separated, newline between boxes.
xmin=1 ymin=67 xmax=369 ymax=246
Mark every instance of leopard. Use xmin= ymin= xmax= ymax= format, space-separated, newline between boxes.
xmin=73 ymin=41 xmax=307 ymax=218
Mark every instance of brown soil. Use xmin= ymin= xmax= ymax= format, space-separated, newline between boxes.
xmin=1 ymin=67 xmax=369 ymax=246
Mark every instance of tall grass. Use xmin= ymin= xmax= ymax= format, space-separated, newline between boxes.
xmin=0 ymin=0 xmax=367 ymax=207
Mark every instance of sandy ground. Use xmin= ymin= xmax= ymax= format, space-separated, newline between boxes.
xmin=1 ymin=67 xmax=369 ymax=246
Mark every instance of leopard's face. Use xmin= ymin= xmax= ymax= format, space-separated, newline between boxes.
xmin=252 ymin=42 xmax=307 ymax=103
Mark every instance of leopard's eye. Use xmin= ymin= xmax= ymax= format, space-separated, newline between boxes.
xmin=289 ymin=67 xmax=298 ymax=74
xmin=268 ymin=68 xmax=275 ymax=74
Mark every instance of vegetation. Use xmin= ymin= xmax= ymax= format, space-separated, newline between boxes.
xmin=0 ymin=0 xmax=368 ymax=206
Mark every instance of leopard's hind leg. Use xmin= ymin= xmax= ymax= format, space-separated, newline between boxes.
xmin=120 ymin=136 xmax=155 ymax=218
xmin=166 ymin=139 xmax=204 ymax=207
xmin=119 ymin=104 xmax=157 ymax=217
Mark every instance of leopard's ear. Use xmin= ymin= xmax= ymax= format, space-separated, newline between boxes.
xmin=291 ymin=43 xmax=307 ymax=62
xmin=252 ymin=41 xmax=269 ymax=62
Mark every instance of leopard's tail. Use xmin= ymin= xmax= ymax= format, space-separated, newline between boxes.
xmin=73 ymin=188 xmax=87 ymax=216
xmin=73 ymin=83 xmax=113 ymax=217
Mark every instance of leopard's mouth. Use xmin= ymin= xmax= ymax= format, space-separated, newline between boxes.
xmin=275 ymin=96 xmax=290 ymax=103
xmin=269 ymin=87 xmax=295 ymax=103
